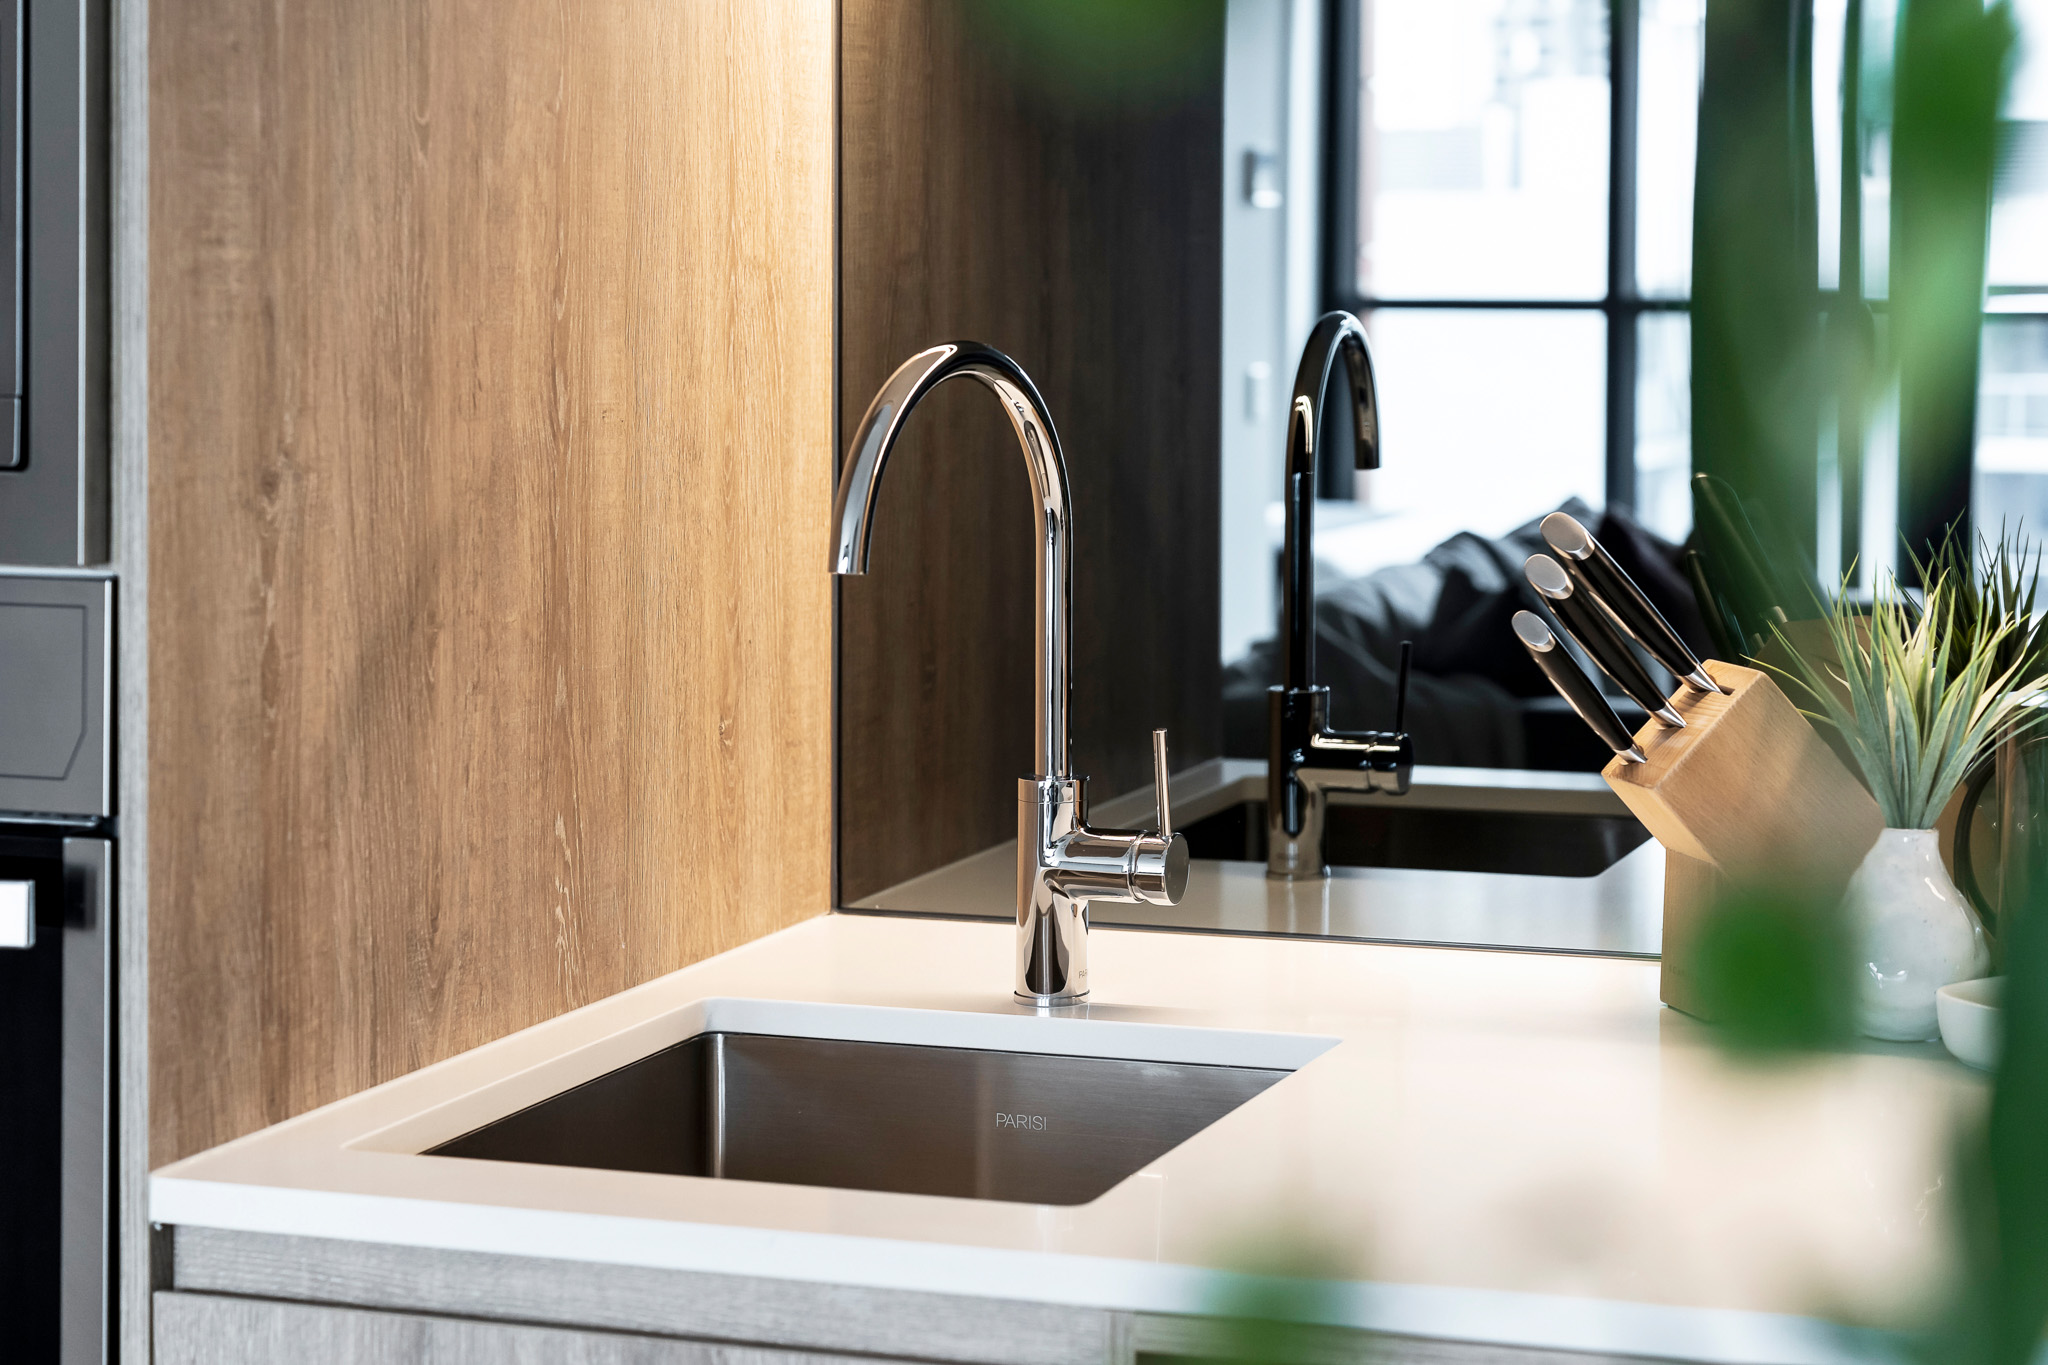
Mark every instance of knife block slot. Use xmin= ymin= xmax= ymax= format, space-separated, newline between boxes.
xmin=1600 ymin=659 xmax=1883 ymax=1020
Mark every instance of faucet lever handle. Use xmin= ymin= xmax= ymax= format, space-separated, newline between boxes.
xmin=1151 ymin=728 xmax=1172 ymax=837
xmin=1132 ymin=728 xmax=1189 ymax=907
xmin=1393 ymin=639 xmax=1413 ymax=733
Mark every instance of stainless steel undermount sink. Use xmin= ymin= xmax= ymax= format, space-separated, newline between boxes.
xmin=421 ymin=1001 xmax=1328 ymax=1206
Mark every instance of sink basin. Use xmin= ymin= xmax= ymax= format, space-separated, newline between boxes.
xmin=421 ymin=1001 xmax=1326 ymax=1206
xmin=1179 ymin=798 xmax=1650 ymax=877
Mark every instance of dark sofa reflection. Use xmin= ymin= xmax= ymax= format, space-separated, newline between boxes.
xmin=1220 ymin=499 xmax=1716 ymax=771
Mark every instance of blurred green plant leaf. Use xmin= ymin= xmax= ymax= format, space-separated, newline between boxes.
xmin=1198 ymin=1234 xmax=1363 ymax=1364
xmin=961 ymin=0 xmax=1223 ymax=111
xmin=1691 ymin=0 xmax=1823 ymax=580
xmin=1891 ymin=0 xmax=2015 ymax=556
xmin=1688 ymin=883 xmax=1857 ymax=1056
xmin=1922 ymin=755 xmax=2048 ymax=1365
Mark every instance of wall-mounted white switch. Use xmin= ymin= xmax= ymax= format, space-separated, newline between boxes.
xmin=0 ymin=880 xmax=33 ymax=949
xmin=1243 ymin=150 xmax=1282 ymax=209
xmin=1245 ymin=362 xmax=1271 ymax=423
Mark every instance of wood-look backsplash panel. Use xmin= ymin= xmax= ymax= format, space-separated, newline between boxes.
xmin=149 ymin=1 xmax=834 ymax=1164
xmin=836 ymin=1 xmax=1225 ymax=902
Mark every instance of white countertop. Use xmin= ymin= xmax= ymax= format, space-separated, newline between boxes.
xmin=154 ymin=911 xmax=1977 ymax=1364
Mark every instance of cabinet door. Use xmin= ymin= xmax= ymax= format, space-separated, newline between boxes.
xmin=153 ymin=1293 xmax=898 ymax=1365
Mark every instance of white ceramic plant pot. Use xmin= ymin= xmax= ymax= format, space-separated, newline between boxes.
xmin=1845 ymin=828 xmax=1993 ymax=1042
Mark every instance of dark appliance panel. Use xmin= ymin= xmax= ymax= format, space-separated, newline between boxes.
xmin=0 ymin=573 xmax=109 ymax=818
xmin=0 ymin=0 xmax=105 ymax=565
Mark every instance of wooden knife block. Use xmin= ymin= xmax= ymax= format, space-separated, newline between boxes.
xmin=1601 ymin=659 xmax=1883 ymax=1019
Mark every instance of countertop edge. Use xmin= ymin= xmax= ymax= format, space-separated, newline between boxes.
xmin=148 ymin=1177 xmax=1884 ymax=1365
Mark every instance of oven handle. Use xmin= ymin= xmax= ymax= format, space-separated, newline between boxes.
xmin=0 ymin=878 xmax=29 ymax=947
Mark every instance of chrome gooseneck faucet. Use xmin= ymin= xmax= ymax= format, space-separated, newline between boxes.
xmin=1268 ymin=312 xmax=1414 ymax=880
xmin=831 ymin=342 xmax=1189 ymax=1004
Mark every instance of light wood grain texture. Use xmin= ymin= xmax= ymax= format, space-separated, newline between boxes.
xmin=1656 ymin=849 xmax=1733 ymax=1020
xmin=836 ymin=0 xmax=1225 ymax=902
xmin=153 ymin=1293 xmax=891 ymax=1365
xmin=170 ymin=1227 xmax=1121 ymax=1365
xmin=149 ymin=1 xmax=834 ymax=1165
xmin=1602 ymin=660 xmax=1882 ymax=890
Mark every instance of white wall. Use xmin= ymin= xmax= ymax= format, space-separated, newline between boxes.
xmin=1219 ymin=0 xmax=1323 ymax=664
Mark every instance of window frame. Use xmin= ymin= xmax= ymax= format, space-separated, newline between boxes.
xmin=1321 ymin=0 xmax=2048 ymax=562
xmin=1319 ymin=0 xmax=1668 ymax=519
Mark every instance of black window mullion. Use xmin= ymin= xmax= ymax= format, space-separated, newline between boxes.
xmin=1322 ymin=0 xmax=1364 ymax=312
xmin=1606 ymin=0 xmax=1641 ymax=514
xmin=1836 ymin=0 xmax=1868 ymax=576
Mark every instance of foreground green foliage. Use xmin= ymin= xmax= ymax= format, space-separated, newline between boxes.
xmin=1891 ymin=0 xmax=2016 ymax=538
xmin=1941 ymin=918 xmax=2048 ymax=1365
xmin=1687 ymin=886 xmax=1856 ymax=1056
xmin=961 ymin=0 xmax=1221 ymax=108
xmin=1197 ymin=1239 xmax=1361 ymax=1364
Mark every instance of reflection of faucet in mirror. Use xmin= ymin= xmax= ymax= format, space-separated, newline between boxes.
xmin=1268 ymin=312 xmax=1415 ymax=880
xmin=831 ymin=342 xmax=1190 ymax=1004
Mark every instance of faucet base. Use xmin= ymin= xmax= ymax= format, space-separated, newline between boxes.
xmin=1266 ymin=685 xmax=1412 ymax=880
xmin=1014 ymin=990 xmax=1089 ymax=1008
xmin=1014 ymin=767 xmax=1191 ymax=1002
xmin=1017 ymin=779 xmax=1092 ymax=1002
xmin=1265 ymin=863 xmax=1331 ymax=883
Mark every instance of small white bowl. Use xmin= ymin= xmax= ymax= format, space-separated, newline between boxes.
xmin=1936 ymin=977 xmax=2003 ymax=1071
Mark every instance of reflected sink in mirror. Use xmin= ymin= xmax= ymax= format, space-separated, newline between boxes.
xmin=1178 ymin=799 xmax=1649 ymax=878
xmin=848 ymin=759 xmax=1665 ymax=958
xmin=414 ymin=1001 xmax=1332 ymax=1207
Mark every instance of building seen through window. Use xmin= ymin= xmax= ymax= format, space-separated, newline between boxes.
xmin=1973 ymin=0 xmax=2048 ymax=544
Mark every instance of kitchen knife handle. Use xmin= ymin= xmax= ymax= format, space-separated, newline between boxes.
xmin=1512 ymin=612 xmax=1645 ymax=764
xmin=1526 ymin=555 xmax=1683 ymax=727
xmin=1540 ymin=512 xmax=1724 ymax=695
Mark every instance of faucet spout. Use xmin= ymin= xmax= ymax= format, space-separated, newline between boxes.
xmin=1281 ymin=312 xmax=1381 ymax=692
xmin=832 ymin=342 xmax=1073 ymax=780
xmin=1268 ymin=312 xmax=1411 ymax=880
xmin=833 ymin=341 xmax=1187 ymax=1003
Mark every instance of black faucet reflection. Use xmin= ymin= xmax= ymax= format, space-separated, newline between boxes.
xmin=1267 ymin=312 xmax=1414 ymax=880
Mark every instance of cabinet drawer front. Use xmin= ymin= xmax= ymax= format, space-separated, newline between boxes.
xmin=153 ymin=1293 xmax=900 ymax=1365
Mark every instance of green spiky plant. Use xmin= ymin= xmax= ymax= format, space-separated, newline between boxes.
xmin=1777 ymin=569 xmax=2048 ymax=830
xmin=1906 ymin=527 xmax=2048 ymax=685
xmin=1904 ymin=530 xmax=2048 ymax=929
